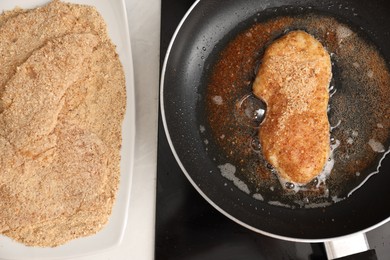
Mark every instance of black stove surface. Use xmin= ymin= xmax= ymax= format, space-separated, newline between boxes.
xmin=155 ymin=1 xmax=390 ymax=259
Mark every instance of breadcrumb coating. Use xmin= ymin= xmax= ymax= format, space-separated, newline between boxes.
xmin=0 ymin=0 xmax=126 ymax=247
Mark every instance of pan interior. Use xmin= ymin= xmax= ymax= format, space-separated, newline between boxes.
xmin=203 ymin=12 xmax=390 ymax=209
xmin=163 ymin=0 xmax=390 ymax=240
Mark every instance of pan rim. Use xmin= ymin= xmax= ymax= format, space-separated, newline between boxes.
xmin=159 ymin=0 xmax=390 ymax=243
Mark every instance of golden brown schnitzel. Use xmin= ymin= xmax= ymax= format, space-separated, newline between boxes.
xmin=253 ymin=30 xmax=331 ymax=184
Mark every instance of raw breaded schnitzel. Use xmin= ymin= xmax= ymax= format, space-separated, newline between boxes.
xmin=253 ymin=30 xmax=332 ymax=184
xmin=0 ymin=0 xmax=107 ymax=113
xmin=0 ymin=1 xmax=126 ymax=247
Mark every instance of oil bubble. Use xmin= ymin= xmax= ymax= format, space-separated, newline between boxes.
xmin=234 ymin=94 xmax=267 ymax=128
xmin=249 ymin=136 xmax=261 ymax=152
xmin=285 ymin=182 xmax=295 ymax=189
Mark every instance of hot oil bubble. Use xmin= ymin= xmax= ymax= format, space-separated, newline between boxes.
xmin=266 ymin=164 xmax=277 ymax=175
xmin=254 ymin=108 xmax=266 ymax=122
xmin=235 ymin=94 xmax=267 ymax=128
xmin=285 ymin=182 xmax=295 ymax=189
xmin=249 ymin=135 xmax=261 ymax=152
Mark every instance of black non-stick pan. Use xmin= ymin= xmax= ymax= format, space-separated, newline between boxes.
xmin=161 ymin=0 xmax=390 ymax=258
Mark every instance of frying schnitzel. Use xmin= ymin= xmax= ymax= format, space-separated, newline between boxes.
xmin=253 ymin=30 xmax=331 ymax=184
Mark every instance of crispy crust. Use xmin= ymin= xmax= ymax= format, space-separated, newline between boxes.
xmin=253 ymin=30 xmax=331 ymax=184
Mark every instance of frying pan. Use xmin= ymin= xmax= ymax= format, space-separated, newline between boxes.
xmin=161 ymin=0 xmax=390 ymax=257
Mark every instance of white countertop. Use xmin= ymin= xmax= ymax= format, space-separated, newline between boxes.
xmin=75 ymin=0 xmax=160 ymax=259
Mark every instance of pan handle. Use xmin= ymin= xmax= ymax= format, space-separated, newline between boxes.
xmin=324 ymin=233 xmax=377 ymax=259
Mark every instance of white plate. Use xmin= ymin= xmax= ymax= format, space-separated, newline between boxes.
xmin=0 ymin=0 xmax=135 ymax=259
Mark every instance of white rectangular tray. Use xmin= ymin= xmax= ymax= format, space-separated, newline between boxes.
xmin=0 ymin=0 xmax=135 ymax=259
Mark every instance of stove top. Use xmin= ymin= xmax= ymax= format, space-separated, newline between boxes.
xmin=156 ymin=1 xmax=390 ymax=259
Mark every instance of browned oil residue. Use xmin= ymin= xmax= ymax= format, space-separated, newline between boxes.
xmin=205 ymin=14 xmax=390 ymax=208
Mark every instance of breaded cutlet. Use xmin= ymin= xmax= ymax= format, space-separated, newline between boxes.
xmin=253 ymin=30 xmax=332 ymax=184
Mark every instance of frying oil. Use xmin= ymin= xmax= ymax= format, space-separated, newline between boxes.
xmin=203 ymin=12 xmax=390 ymax=208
